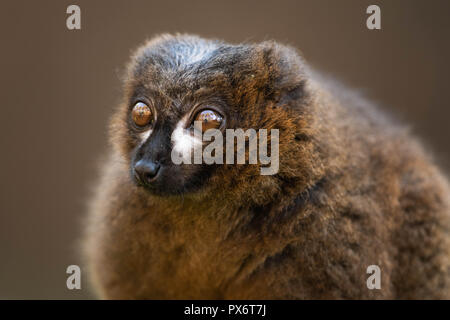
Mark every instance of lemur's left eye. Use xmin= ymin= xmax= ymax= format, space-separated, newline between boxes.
xmin=192 ymin=109 xmax=223 ymax=132
xmin=132 ymin=102 xmax=153 ymax=127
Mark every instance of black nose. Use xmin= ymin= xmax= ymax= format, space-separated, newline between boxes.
xmin=134 ymin=160 xmax=161 ymax=184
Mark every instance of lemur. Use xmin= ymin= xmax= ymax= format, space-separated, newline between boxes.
xmin=84 ymin=34 xmax=450 ymax=299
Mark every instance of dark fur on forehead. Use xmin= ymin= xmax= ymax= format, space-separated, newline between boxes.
xmin=125 ymin=34 xmax=306 ymax=104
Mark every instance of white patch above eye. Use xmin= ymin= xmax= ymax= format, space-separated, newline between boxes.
xmin=139 ymin=129 xmax=153 ymax=145
xmin=171 ymin=116 xmax=202 ymax=161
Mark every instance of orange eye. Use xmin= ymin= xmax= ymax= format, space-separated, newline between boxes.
xmin=132 ymin=102 xmax=152 ymax=127
xmin=193 ymin=109 xmax=223 ymax=132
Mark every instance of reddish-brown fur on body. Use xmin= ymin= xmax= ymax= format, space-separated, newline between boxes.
xmin=84 ymin=34 xmax=450 ymax=299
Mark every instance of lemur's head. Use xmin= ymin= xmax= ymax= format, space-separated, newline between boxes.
xmin=110 ymin=34 xmax=313 ymax=203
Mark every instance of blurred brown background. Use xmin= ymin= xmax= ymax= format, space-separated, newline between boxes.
xmin=0 ymin=0 xmax=449 ymax=299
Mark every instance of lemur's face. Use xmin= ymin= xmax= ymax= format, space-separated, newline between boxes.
xmin=125 ymin=86 xmax=228 ymax=196
xmin=111 ymin=35 xmax=306 ymax=196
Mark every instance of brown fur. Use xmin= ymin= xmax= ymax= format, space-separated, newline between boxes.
xmin=84 ymin=34 xmax=450 ymax=299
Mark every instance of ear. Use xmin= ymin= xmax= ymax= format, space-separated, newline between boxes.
xmin=255 ymin=41 xmax=307 ymax=105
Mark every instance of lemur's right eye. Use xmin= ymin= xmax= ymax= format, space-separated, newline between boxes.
xmin=132 ymin=102 xmax=153 ymax=127
xmin=192 ymin=109 xmax=223 ymax=133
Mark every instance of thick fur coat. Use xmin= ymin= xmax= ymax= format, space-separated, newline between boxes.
xmin=84 ymin=34 xmax=450 ymax=299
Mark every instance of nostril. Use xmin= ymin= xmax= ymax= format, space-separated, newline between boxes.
xmin=145 ymin=164 xmax=160 ymax=179
xmin=134 ymin=160 xmax=161 ymax=184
